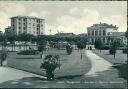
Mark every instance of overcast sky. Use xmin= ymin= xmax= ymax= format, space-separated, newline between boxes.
xmin=0 ymin=1 xmax=127 ymax=35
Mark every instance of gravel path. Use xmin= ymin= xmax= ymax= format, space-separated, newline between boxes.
xmin=85 ymin=50 xmax=113 ymax=76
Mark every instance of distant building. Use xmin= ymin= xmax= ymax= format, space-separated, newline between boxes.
xmin=87 ymin=22 xmax=118 ymax=44
xmin=55 ymin=33 xmax=75 ymax=37
xmin=11 ymin=15 xmax=45 ymax=36
xmin=109 ymin=32 xmax=127 ymax=46
xmin=77 ymin=33 xmax=87 ymax=37
xmin=4 ymin=26 xmax=13 ymax=36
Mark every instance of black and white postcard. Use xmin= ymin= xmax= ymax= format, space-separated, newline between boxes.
xmin=0 ymin=0 xmax=127 ymax=89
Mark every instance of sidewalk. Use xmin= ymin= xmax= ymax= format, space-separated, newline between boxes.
xmin=0 ymin=66 xmax=46 ymax=84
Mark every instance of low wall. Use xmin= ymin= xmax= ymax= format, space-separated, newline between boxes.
xmin=0 ymin=45 xmax=37 ymax=52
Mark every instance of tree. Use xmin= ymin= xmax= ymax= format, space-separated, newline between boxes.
xmin=109 ymin=40 xmax=120 ymax=58
xmin=40 ymin=55 xmax=60 ymax=80
xmin=94 ymin=39 xmax=103 ymax=52
xmin=66 ymin=44 xmax=73 ymax=55
xmin=76 ymin=39 xmax=86 ymax=59
xmin=18 ymin=33 xmax=35 ymax=50
xmin=37 ymin=39 xmax=47 ymax=58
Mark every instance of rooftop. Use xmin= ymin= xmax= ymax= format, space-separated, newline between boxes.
xmin=55 ymin=33 xmax=75 ymax=35
xmin=11 ymin=15 xmax=45 ymax=20
xmin=109 ymin=32 xmax=125 ymax=37
xmin=87 ymin=22 xmax=118 ymax=30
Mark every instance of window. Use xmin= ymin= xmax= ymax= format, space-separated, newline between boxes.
xmin=92 ymin=30 xmax=94 ymax=36
xmin=99 ymin=30 xmax=101 ymax=36
xmin=19 ymin=31 xmax=21 ymax=34
xmin=23 ymin=27 xmax=25 ymax=30
xmin=95 ymin=30 xmax=97 ymax=36
xmin=23 ymin=23 xmax=26 ymax=25
xmin=19 ymin=22 xmax=21 ymax=25
xmin=19 ymin=27 xmax=21 ymax=29
xmin=23 ymin=18 xmax=26 ymax=21
xmin=18 ymin=18 xmax=21 ymax=20
xmin=103 ymin=30 xmax=106 ymax=36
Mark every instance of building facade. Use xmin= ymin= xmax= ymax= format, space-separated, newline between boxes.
xmin=4 ymin=26 xmax=13 ymax=36
xmin=11 ymin=16 xmax=45 ymax=36
xmin=109 ymin=32 xmax=127 ymax=46
xmin=87 ymin=22 xmax=118 ymax=44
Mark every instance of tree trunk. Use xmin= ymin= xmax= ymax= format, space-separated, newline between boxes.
xmin=40 ymin=51 xmax=43 ymax=58
xmin=114 ymin=53 xmax=115 ymax=59
xmin=80 ymin=50 xmax=82 ymax=59
xmin=0 ymin=59 xmax=3 ymax=66
xmin=46 ymin=70 xmax=54 ymax=80
xmin=100 ymin=47 xmax=101 ymax=53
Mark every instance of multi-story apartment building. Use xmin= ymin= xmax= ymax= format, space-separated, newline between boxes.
xmin=87 ymin=22 xmax=118 ymax=44
xmin=11 ymin=16 xmax=45 ymax=36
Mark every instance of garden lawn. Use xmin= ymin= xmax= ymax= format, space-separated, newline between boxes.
xmin=92 ymin=50 xmax=127 ymax=64
xmin=92 ymin=49 xmax=127 ymax=81
xmin=7 ymin=48 xmax=91 ymax=78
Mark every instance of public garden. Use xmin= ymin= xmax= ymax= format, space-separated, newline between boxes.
xmin=0 ymin=32 xmax=127 ymax=88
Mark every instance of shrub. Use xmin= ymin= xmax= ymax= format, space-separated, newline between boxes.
xmin=123 ymin=49 xmax=127 ymax=54
xmin=109 ymin=49 xmax=116 ymax=55
xmin=66 ymin=44 xmax=73 ymax=55
xmin=40 ymin=54 xmax=60 ymax=80
xmin=17 ymin=50 xmax=39 ymax=55
xmin=101 ymin=46 xmax=110 ymax=50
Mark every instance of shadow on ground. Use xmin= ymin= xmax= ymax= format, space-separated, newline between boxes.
xmin=112 ymin=62 xmax=127 ymax=81
xmin=0 ymin=75 xmax=83 ymax=88
xmin=0 ymin=77 xmax=47 ymax=88
xmin=56 ymin=75 xmax=82 ymax=80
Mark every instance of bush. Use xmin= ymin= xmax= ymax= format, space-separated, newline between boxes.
xmin=123 ymin=49 xmax=127 ymax=54
xmin=17 ymin=50 xmax=39 ymax=55
xmin=66 ymin=44 xmax=73 ymax=55
xmin=109 ymin=49 xmax=116 ymax=55
xmin=101 ymin=46 xmax=110 ymax=50
xmin=40 ymin=54 xmax=60 ymax=80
